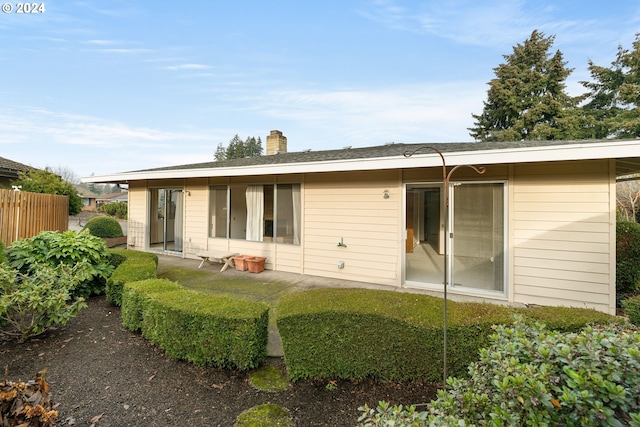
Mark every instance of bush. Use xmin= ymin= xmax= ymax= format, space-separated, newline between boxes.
xmin=622 ymin=294 xmax=640 ymax=326
xmin=105 ymin=249 xmax=158 ymax=306
xmin=7 ymin=230 xmax=114 ymax=299
xmin=122 ymin=279 xmax=269 ymax=370
xmin=0 ymin=263 xmax=88 ymax=341
xmin=82 ymin=216 xmax=124 ymax=238
xmin=617 ymin=221 xmax=640 ymax=294
xmin=277 ymin=289 xmax=513 ymax=382
xmin=276 ymin=288 xmax=620 ymax=382
xmin=358 ymin=319 xmax=640 ymax=427
xmin=98 ymin=202 xmax=127 ymax=219
xmin=0 ymin=240 xmax=7 ymax=265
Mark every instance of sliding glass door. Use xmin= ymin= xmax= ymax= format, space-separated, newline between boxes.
xmin=149 ymin=188 xmax=183 ymax=253
xmin=451 ymin=182 xmax=505 ymax=292
xmin=405 ymin=181 xmax=506 ymax=294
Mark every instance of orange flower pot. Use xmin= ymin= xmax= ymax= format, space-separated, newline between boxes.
xmin=234 ymin=255 xmax=250 ymax=271
xmin=246 ymin=257 xmax=266 ymax=273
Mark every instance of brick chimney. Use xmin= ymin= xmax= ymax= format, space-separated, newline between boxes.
xmin=266 ymin=130 xmax=287 ymax=155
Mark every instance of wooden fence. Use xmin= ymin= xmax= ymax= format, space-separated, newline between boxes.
xmin=0 ymin=190 xmax=68 ymax=247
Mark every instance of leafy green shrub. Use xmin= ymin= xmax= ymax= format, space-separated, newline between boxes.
xmin=622 ymin=294 xmax=640 ymax=326
xmin=82 ymin=216 xmax=123 ymax=238
xmin=426 ymin=318 xmax=640 ymax=426
xmin=276 ymin=289 xmax=620 ymax=382
xmin=0 ymin=240 xmax=7 ymax=265
xmin=105 ymin=249 xmax=158 ymax=306
xmin=617 ymin=221 xmax=640 ymax=294
xmin=277 ymin=288 xmax=513 ymax=382
xmin=358 ymin=319 xmax=640 ymax=427
xmin=7 ymin=230 xmax=114 ymax=299
xmin=122 ymin=279 xmax=269 ymax=370
xmin=98 ymin=202 xmax=127 ymax=219
xmin=121 ymin=278 xmax=182 ymax=332
xmin=0 ymin=263 xmax=88 ymax=341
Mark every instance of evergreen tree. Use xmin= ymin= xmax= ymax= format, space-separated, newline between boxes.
xmin=469 ymin=30 xmax=578 ymax=142
xmin=214 ymin=134 xmax=263 ymax=160
xmin=580 ymin=33 xmax=640 ymax=139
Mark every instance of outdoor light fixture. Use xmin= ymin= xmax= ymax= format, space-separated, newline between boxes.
xmin=382 ymin=190 xmax=390 ymax=199
xmin=403 ymin=146 xmax=485 ymax=387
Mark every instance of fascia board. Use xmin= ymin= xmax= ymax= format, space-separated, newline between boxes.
xmin=82 ymin=140 xmax=640 ymax=183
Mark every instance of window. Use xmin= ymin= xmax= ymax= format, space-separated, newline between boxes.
xmin=209 ymin=183 xmax=301 ymax=245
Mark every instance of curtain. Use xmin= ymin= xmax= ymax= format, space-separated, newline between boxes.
xmin=292 ymin=185 xmax=301 ymax=245
xmin=173 ymin=190 xmax=184 ymax=251
xmin=246 ymin=185 xmax=264 ymax=241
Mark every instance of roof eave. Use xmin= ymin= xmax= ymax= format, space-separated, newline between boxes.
xmin=81 ymin=140 xmax=640 ymax=184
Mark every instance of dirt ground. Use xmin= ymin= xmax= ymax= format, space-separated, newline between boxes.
xmin=2 ymin=296 xmax=438 ymax=427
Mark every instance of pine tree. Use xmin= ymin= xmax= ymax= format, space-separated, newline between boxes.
xmin=214 ymin=134 xmax=263 ymax=160
xmin=580 ymin=34 xmax=640 ymax=139
xmin=469 ymin=30 xmax=578 ymax=142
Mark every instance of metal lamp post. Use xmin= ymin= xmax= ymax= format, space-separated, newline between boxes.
xmin=404 ymin=146 xmax=485 ymax=386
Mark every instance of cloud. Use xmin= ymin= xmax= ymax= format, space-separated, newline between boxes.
xmin=164 ymin=63 xmax=211 ymax=71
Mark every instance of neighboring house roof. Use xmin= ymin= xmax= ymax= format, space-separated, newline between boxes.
xmin=0 ymin=156 xmax=35 ymax=180
xmin=83 ymin=139 xmax=640 ymax=183
xmin=98 ymin=192 xmax=128 ymax=202
xmin=74 ymin=184 xmax=100 ymax=199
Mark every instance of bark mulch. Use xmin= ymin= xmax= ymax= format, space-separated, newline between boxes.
xmin=2 ymin=296 xmax=438 ymax=427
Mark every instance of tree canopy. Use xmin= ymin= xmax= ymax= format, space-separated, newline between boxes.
xmin=13 ymin=169 xmax=83 ymax=215
xmin=215 ymin=134 xmax=263 ymax=160
xmin=580 ymin=33 xmax=640 ymax=139
xmin=469 ymin=30 xmax=579 ymax=142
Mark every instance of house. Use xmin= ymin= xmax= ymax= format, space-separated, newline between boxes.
xmin=83 ymin=130 xmax=640 ymax=315
xmin=0 ymin=156 xmax=35 ymax=189
xmin=97 ymin=191 xmax=128 ymax=207
xmin=74 ymin=184 xmax=100 ymax=211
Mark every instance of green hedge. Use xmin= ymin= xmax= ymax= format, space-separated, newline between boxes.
xmin=276 ymin=288 xmax=621 ymax=382
xmin=622 ymin=294 xmax=640 ymax=326
xmin=82 ymin=216 xmax=124 ymax=238
xmin=122 ymin=279 xmax=269 ymax=370
xmin=106 ymin=249 xmax=158 ymax=306
xmin=617 ymin=221 xmax=640 ymax=294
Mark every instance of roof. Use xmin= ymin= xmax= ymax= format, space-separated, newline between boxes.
xmin=74 ymin=184 xmax=100 ymax=198
xmin=82 ymin=139 xmax=640 ymax=184
xmin=0 ymin=156 xmax=35 ymax=178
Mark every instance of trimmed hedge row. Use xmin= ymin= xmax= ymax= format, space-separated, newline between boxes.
xmin=276 ymin=288 xmax=621 ymax=382
xmin=106 ymin=249 xmax=158 ymax=306
xmin=623 ymin=294 xmax=640 ymax=326
xmin=122 ymin=278 xmax=269 ymax=370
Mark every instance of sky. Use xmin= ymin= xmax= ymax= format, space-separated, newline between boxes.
xmin=1 ymin=1 xmax=639 ymax=180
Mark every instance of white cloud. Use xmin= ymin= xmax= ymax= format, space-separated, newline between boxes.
xmin=164 ymin=63 xmax=211 ymax=71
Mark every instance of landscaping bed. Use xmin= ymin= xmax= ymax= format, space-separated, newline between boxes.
xmin=2 ymin=295 xmax=438 ymax=427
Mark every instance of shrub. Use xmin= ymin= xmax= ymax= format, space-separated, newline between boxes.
xmin=105 ymin=249 xmax=158 ymax=306
xmin=623 ymin=294 xmax=640 ymax=326
xmin=358 ymin=319 xmax=640 ymax=427
xmin=617 ymin=221 xmax=640 ymax=294
xmin=0 ymin=263 xmax=88 ymax=341
xmin=82 ymin=216 xmax=124 ymax=238
xmin=276 ymin=288 xmax=513 ymax=382
xmin=98 ymin=201 xmax=127 ymax=219
xmin=7 ymin=230 xmax=114 ymax=299
xmin=122 ymin=279 xmax=269 ymax=370
xmin=276 ymin=288 xmax=620 ymax=382
xmin=0 ymin=240 xmax=7 ymax=265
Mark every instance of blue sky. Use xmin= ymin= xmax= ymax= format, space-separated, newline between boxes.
xmin=1 ymin=1 xmax=639 ymax=179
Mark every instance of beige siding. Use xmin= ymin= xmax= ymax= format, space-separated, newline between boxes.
xmin=127 ymin=181 xmax=147 ymax=250
xmin=512 ymin=160 xmax=615 ymax=314
xmin=303 ymin=170 xmax=402 ymax=286
xmin=184 ymin=179 xmax=208 ymax=255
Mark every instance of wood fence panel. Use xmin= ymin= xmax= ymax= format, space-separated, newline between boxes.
xmin=0 ymin=190 xmax=69 ymax=247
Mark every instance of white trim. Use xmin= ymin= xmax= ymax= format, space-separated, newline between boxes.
xmin=82 ymin=140 xmax=640 ymax=183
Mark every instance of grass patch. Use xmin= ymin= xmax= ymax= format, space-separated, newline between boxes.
xmin=234 ymin=404 xmax=292 ymax=427
xmin=249 ymin=365 xmax=289 ymax=392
